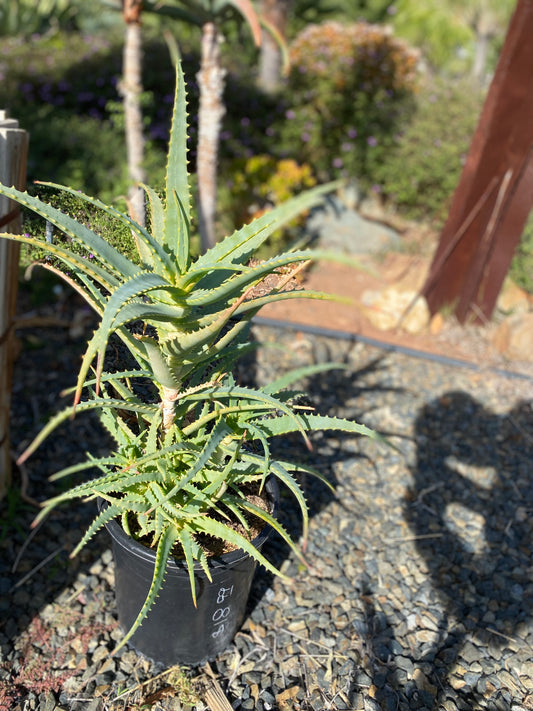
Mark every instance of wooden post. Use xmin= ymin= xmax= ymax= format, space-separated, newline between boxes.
xmin=0 ymin=112 xmax=29 ymax=501
xmin=422 ymin=0 xmax=533 ymax=323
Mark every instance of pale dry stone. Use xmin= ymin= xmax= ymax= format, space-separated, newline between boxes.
xmin=492 ymin=312 xmax=533 ymax=362
xmin=497 ymin=280 xmax=532 ymax=315
xmin=361 ymin=286 xmax=431 ymax=334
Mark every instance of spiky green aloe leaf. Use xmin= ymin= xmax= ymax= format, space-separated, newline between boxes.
xmin=178 ymin=528 xmax=208 ymax=607
xmin=112 ymin=523 xmax=180 ymax=655
xmin=262 ymin=363 xmax=348 ymax=395
xmin=179 ymin=384 xmax=310 ymax=443
xmin=145 ymin=419 xmax=231 ymax=511
xmin=184 ymin=248 xmax=349 ymax=309
xmin=224 ymin=494 xmax=306 ymax=564
xmin=165 ymin=61 xmax=191 ymax=273
xmin=191 ymin=181 xmax=341 ymax=279
xmin=73 ymin=272 xmax=187 ymax=403
xmin=252 ymin=413 xmax=384 ymax=443
xmin=267 ymin=460 xmax=310 ymax=541
xmin=192 ymin=516 xmax=292 ymax=582
xmin=47 ymin=454 xmax=126 ymax=482
xmin=17 ymin=398 xmax=159 ymax=465
xmin=142 ymin=183 xmax=165 ymax=268
xmin=69 ymin=503 xmax=137 ymax=558
xmin=0 ymin=230 xmax=119 ymax=293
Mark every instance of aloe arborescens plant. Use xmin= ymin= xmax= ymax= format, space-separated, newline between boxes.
xmin=0 ymin=61 xmax=379 ymax=655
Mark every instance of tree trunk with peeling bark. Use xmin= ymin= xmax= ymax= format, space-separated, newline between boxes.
xmin=257 ymin=0 xmax=291 ymax=94
xmin=197 ymin=22 xmax=226 ymax=253
xmin=122 ymin=1 xmax=146 ymax=226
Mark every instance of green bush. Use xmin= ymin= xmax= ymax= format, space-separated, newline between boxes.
xmin=0 ymin=31 xmax=189 ymax=197
xmin=0 ymin=0 xmax=87 ymax=37
xmin=510 ymin=213 xmax=533 ymax=294
xmin=277 ymin=20 xmax=419 ymax=184
xmin=20 ymin=185 xmax=138 ymax=271
xmin=217 ymin=155 xmax=316 ymax=257
xmin=372 ymin=78 xmax=484 ymax=223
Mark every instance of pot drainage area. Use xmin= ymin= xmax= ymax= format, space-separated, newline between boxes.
xmin=2 ymin=321 xmax=532 ymax=711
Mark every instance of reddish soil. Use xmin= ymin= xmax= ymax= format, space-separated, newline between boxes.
xmin=260 ymin=251 xmax=533 ymax=378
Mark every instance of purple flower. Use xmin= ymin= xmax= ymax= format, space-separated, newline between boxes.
xmin=347 ymin=127 xmax=357 ymax=139
xmin=367 ymin=136 xmax=378 ymax=147
xmin=285 ymin=110 xmax=296 ymax=120
xmin=332 ymin=157 xmax=343 ymax=169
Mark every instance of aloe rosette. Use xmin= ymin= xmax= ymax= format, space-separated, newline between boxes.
xmin=0 ymin=61 xmax=381 ymax=652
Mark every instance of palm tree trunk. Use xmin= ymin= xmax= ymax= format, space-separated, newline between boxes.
xmin=257 ymin=0 xmax=291 ymax=93
xmin=472 ymin=30 xmax=491 ymax=84
xmin=122 ymin=1 xmax=146 ymax=226
xmin=196 ymin=21 xmax=226 ymax=252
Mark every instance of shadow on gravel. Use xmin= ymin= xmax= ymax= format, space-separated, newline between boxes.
xmin=3 ymin=311 xmax=396 ymax=704
xmin=403 ymin=390 xmax=532 ymax=708
xmin=244 ymin=337 xmax=403 ymax=617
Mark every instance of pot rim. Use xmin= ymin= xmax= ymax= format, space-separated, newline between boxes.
xmin=100 ymin=475 xmax=279 ymax=572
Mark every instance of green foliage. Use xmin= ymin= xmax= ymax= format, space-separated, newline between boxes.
xmin=21 ymin=185 xmax=138 ymax=268
xmin=278 ymin=21 xmax=419 ymax=184
xmin=0 ymin=61 xmax=378 ymax=652
xmin=510 ymin=213 xmax=533 ymax=294
xmin=0 ymin=0 xmax=83 ymax=37
xmin=0 ymin=31 xmax=187 ymax=195
xmin=372 ymin=78 xmax=484 ymax=223
xmin=218 ymin=155 xmax=317 ymax=257
xmin=390 ymin=0 xmax=473 ymax=73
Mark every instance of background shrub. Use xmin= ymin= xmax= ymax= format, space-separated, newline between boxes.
xmin=218 ymin=155 xmax=316 ymax=256
xmin=372 ymin=78 xmax=484 ymax=224
xmin=277 ymin=21 xmax=419 ymax=184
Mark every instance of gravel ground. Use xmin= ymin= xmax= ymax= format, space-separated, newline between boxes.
xmin=1 ymin=307 xmax=533 ymax=711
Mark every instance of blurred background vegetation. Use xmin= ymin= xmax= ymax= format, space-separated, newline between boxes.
xmin=0 ymin=0 xmax=530 ymax=291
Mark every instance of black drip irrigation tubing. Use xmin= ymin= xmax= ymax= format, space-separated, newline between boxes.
xmin=252 ymin=316 xmax=533 ymax=383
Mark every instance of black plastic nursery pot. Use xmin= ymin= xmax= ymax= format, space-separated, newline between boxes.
xmin=103 ymin=478 xmax=278 ymax=666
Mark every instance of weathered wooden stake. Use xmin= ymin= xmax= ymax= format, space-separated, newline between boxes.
xmin=0 ymin=112 xmax=29 ymax=501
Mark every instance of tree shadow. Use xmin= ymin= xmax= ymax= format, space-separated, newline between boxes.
xmin=340 ymin=389 xmax=533 ymax=709
xmin=241 ymin=330 xmax=406 ymax=613
xmin=382 ymin=389 xmax=532 ymax=709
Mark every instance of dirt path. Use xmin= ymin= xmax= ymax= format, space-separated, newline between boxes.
xmin=260 ymin=253 xmax=533 ymax=379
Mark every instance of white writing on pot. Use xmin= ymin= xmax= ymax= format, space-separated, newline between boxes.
xmin=211 ymin=585 xmax=234 ymax=639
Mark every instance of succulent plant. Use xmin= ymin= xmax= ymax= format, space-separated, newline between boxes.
xmin=0 ymin=60 xmax=379 ymax=652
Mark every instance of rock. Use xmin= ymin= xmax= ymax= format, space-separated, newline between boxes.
xmin=381 ymin=254 xmax=430 ymax=293
xmin=361 ymin=287 xmax=430 ymax=334
xmin=429 ymin=312 xmax=444 ymax=335
xmin=307 ymin=195 xmax=401 ymax=255
xmin=497 ymin=280 xmax=531 ymax=315
xmin=492 ymin=313 xmax=533 ymax=361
